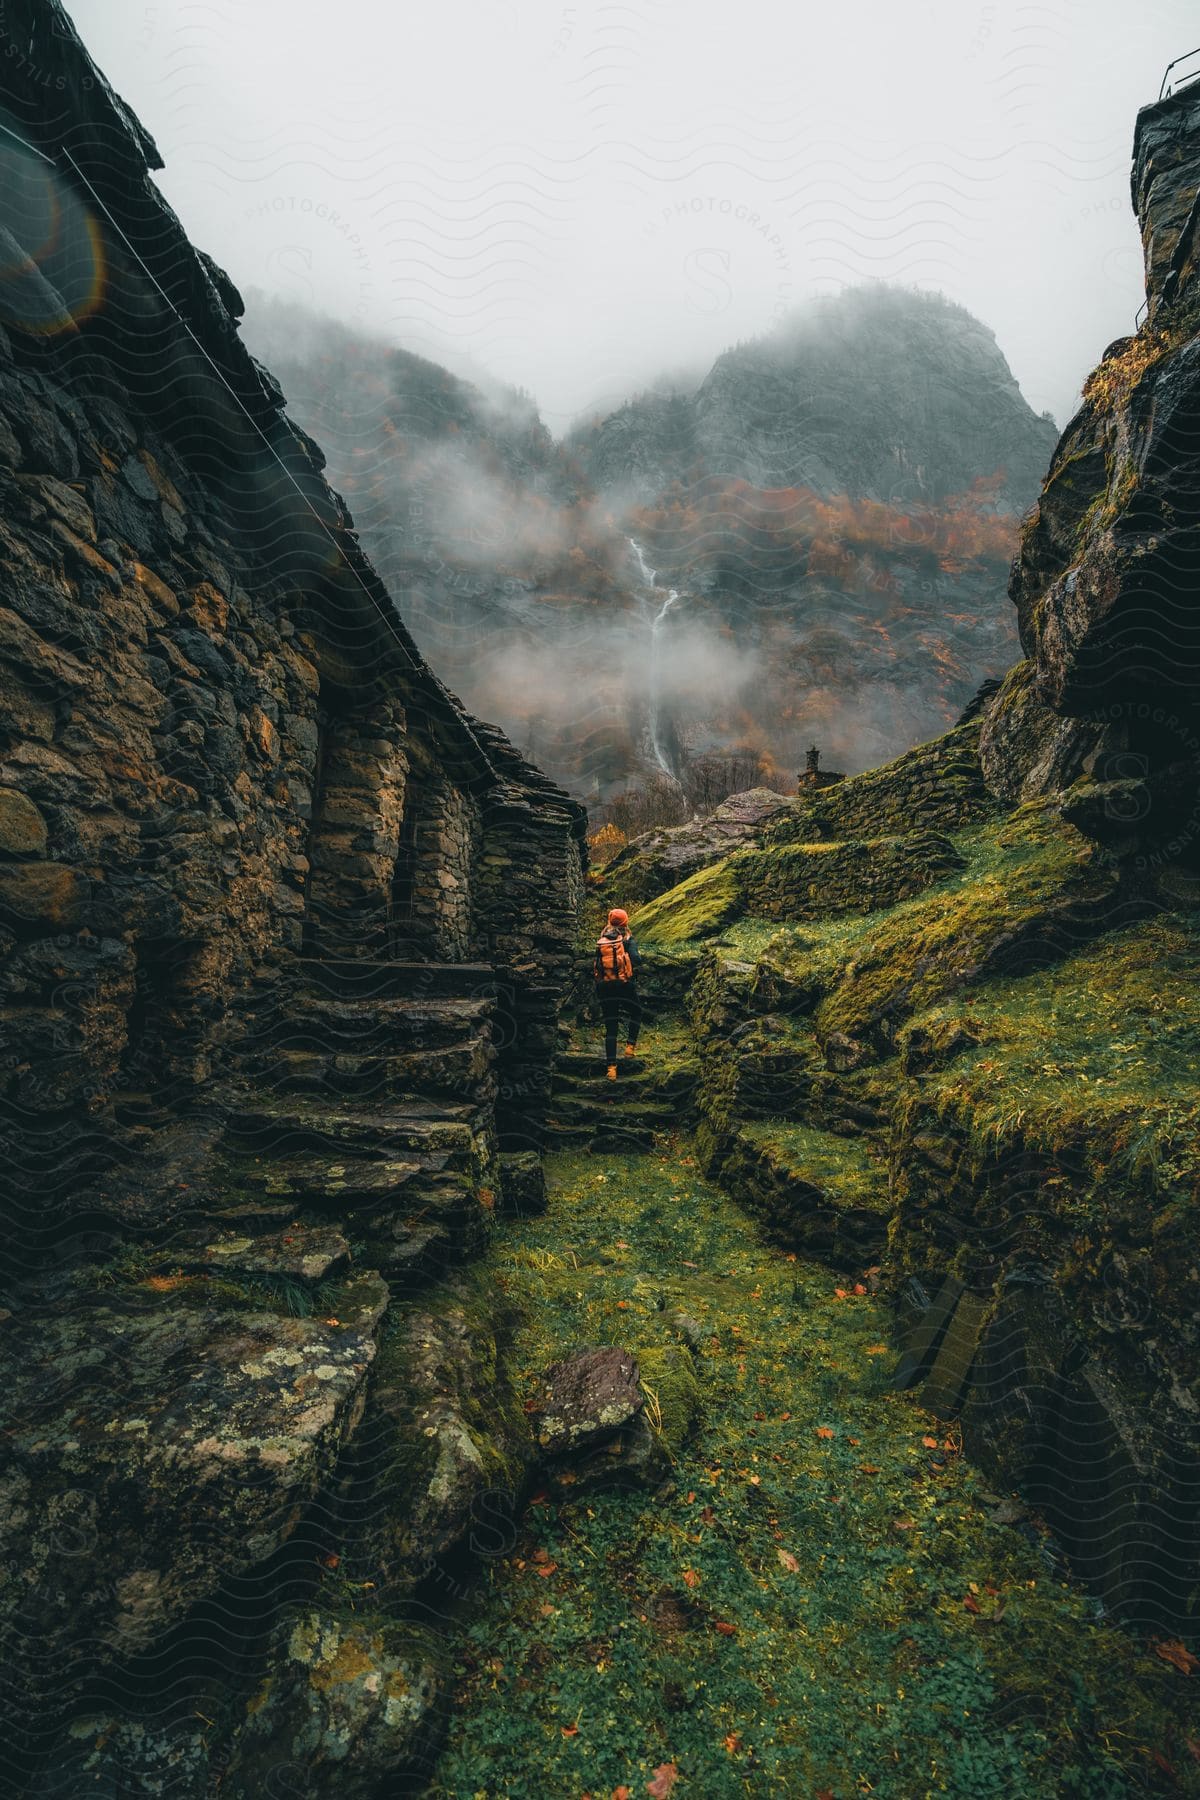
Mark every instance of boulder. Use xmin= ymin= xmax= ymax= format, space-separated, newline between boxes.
xmin=602 ymin=788 xmax=800 ymax=904
xmin=222 ymin=1608 xmax=445 ymax=1800
xmin=533 ymin=1345 xmax=644 ymax=1455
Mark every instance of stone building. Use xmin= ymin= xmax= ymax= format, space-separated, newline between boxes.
xmin=0 ymin=4 xmax=585 ymax=1787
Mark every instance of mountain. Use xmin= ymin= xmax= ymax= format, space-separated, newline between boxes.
xmin=245 ymin=289 xmax=1057 ymax=812
xmin=570 ymin=285 xmax=1059 ymax=513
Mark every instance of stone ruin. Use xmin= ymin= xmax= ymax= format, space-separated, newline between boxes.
xmin=0 ymin=3 xmax=586 ymax=1786
xmin=796 ymin=743 xmax=844 ymax=793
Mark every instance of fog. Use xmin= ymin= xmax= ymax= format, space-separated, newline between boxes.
xmin=68 ymin=0 xmax=1199 ymax=434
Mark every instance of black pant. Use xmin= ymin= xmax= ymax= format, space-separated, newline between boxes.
xmin=597 ymin=982 xmax=641 ymax=1064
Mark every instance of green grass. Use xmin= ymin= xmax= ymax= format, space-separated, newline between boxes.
xmin=912 ymin=911 xmax=1200 ymax=1193
xmin=739 ymin=1120 xmax=892 ymax=1215
xmin=431 ymin=1147 xmax=1197 ymax=1799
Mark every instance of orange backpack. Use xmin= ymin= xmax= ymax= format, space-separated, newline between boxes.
xmin=595 ymin=932 xmax=633 ymax=983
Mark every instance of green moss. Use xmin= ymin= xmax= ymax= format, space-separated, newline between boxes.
xmin=634 ymin=857 xmax=742 ymax=944
xmin=433 ymin=1148 xmax=1198 ymax=1799
xmin=739 ymin=1120 xmax=891 ymax=1215
xmin=635 ymin=1343 xmax=703 ymax=1457
xmin=912 ymin=911 xmax=1200 ymax=1191
xmin=805 ymin=803 xmax=1110 ymax=1043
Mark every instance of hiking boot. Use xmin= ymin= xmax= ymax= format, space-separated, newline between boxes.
xmin=606 ymin=1064 xmax=618 ymax=1081
xmin=624 ymin=1043 xmax=637 ymax=1057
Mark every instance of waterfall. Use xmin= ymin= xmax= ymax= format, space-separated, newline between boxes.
xmin=628 ymin=537 xmax=683 ymax=784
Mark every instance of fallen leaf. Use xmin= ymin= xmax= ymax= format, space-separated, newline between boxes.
xmin=614 ymin=1789 xmax=633 ymax=1799
xmin=859 ymin=1464 xmax=881 ymax=1475
xmin=646 ymin=1764 xmax=679 ymax=1798
xmin=815 ymin=1426 xmax=835 ymax=1440
xmin=892 ymin=1519 xmax=915 ymax=1531
xmin=532 ymin=1548 xmax=552 ymax=1563
xmin=963 ymin=1594 xmax=981 ymax=1615
xmin=922 ymin=1436 xmax=939 ymax=1449
xmin=320 ymin=1553 xmax=340 ymax=1569
xmin=713 ymin=1620 xmax=737 ymax=1636
xmin=1156 ymin=1639 xmax=1199 ymax=1675
xmin=724 ymin=1733 xmax=742 ymax=1753
xmin=562 ymin=1721 xmax=579 ymax=1738
xmin=853 ymin=1283 xmax=867 ymax=1295
xmin=682 ymin=1568 xmax=700 ymax=1588
xmin=864 ymin=1344 xmax=889 ymax=1356
xmin=535 ymin=1561 xmax=558 ymax=1578
xmin=777 ymin=1548 xmax=799 ymax=1573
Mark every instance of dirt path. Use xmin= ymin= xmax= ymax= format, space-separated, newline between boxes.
xmin=429 ymin=1145 xmax=1196 ymax=1799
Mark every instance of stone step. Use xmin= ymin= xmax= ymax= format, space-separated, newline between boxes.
xmin=242 ymin=993 xmax=494 ymax=1055
xmin=247 ymin=1037 xmax=495 ymax=1103
xmin=299 ymin=959 xmax=498 ymax=1002
xmin=542 ymin=1118 xmax=663 ymax=1152
xmin=545 ymin=1092 xmax=683 ymax=1130
xmin=222 ymin=1096 xmax=488 ymax=1169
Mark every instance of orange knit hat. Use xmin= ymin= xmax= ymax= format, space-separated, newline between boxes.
xmin=608 ymin=908 xmax=629 ymax=927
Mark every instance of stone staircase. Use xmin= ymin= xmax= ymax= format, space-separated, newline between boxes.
xmin=543 ymin=1018 xmax=700 ymax=1153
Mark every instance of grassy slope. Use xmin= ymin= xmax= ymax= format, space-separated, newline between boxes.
xmin=431 ymin=1149 xmax=1196 ymax=1799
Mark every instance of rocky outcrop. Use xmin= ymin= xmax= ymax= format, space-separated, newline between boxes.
xmin=0 ymin=5 xmax=584 ymax=1791
xmin=985 ymin=80 xmax=1200 ymax=859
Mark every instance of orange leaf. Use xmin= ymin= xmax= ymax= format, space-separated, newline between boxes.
xmin=922 ymin=1436 xmax=939 ymax=1449
xmin=1156 ymin=1639 xmax=1199 ymax=1675
xmin=963 ymin=1594 xmax=981 ymax=1615
xmin=859 ymin=1464 xmax=881 ymax=1475
xmin=853 ymin=1283 xmax=866 ymax=1295
xmin=562 ymin=1722 xmax=579 ymax=1738
xmin=777 ymin=1548 xmax=799 ymax=1573
xmin=815 ymin=1426 xmax=835 ymax=1440
xmin=864 ymin=1344 xmax=889 ymax=1356
xmin=834 ymin=1288 xmax=848 ymax=1299
xmin=614 ymin=1789 xmax=633 ymax=1799
xmin=532 ymin=1547 xmax=552 ymax=1563
xmin=646 ymin=1764 xmax=679 ymax=1798
xmin=535 ymin=1561 xmax=558 ymax=1577
xmin=713 ymin=1620 xmax=737 ymax=1636
xmin=682 ymin=1568 xmax=700 ymax=1588
xmin=320 ymin=1552 xmax=340 ymax=1569
xmin=724 ymin=1733 xmax=742 ymax=1753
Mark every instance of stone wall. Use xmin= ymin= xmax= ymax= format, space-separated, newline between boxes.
xmin=0 ymin=9 xmax=586 ymax=1789
xmin=732 ymin=831 xmax=963 ymax=920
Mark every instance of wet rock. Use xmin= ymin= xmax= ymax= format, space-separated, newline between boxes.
xmin=498 ymin=1149 xmax=547 ymax=1217
xmin=0 ymin=860 xmax=88 ymax=928
xmin=0 ymin=786 xmax=47 ymax=855
xmin=533 ymin=1345 xmax=644 ymax=1455
xmin=222 ymin=1608 xmax=445 ymax=1800
xmin=823 ymin=1031 xmax=867 ymax=1073
xmin=178 ymin=1225 xmax=351 ymax=1284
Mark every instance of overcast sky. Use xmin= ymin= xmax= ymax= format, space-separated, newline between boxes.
xmin=70 ymin=0 xmax=1200 ymax=433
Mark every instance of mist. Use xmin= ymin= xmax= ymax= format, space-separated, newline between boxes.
xmin=68 ymin=0 xmax=1198 ymax=435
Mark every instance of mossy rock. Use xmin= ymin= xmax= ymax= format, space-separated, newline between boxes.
xmin=635 ymin=1342 xmax=703 ymax=1457
xmin=633 ymin=857 xmax=742 ymax=945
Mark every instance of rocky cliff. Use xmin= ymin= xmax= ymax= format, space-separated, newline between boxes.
xmin=596 ymin=78 xmax=1200 ymax=1647
xmin=0 ymin=5 xmax=586 ymax=1792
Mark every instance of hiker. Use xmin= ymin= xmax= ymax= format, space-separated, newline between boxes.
xmin=593 ymin=907 xmax=642 ymax=1080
